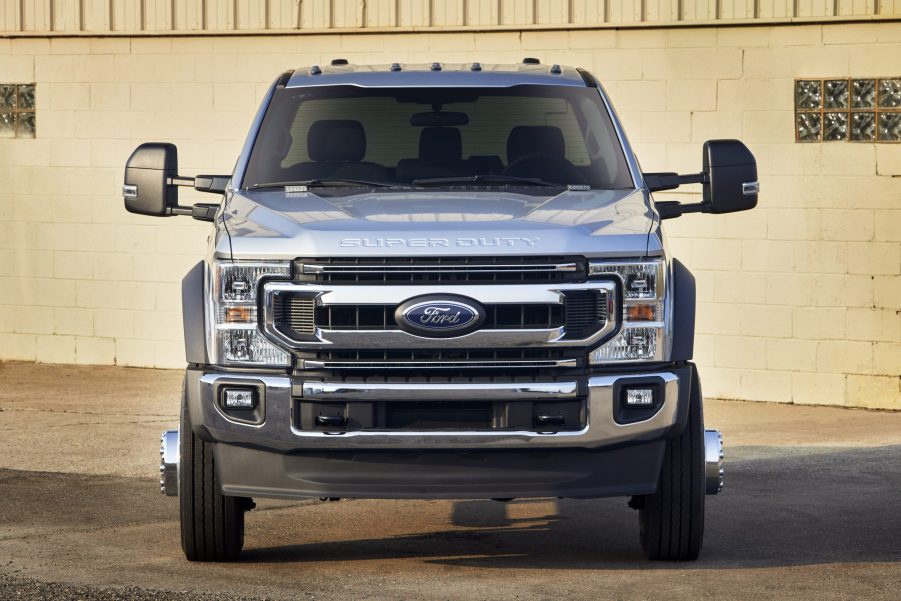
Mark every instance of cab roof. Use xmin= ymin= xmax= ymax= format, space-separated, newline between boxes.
xmin=284 ymin=60 xmax=593 ymax=89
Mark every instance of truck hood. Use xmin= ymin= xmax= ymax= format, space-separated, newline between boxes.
xmin=218 ymin=188 xmax=660 ymax=260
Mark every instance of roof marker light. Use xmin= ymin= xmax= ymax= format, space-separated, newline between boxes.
xmin=430 ymin=62 xmax=442 ymax=71
xmin=551 ymin=64 xmax=562 ymax=74
xmin=310 ymin=65 xmax=321 ymax=75
xmin=390 ymin=63 xmax=402 ymax=72
xmin=471 ymin=62 xmax=482 ymax=71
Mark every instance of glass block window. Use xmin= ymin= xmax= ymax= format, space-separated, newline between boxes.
xmin=0 ymin=83 xmax=36 ymax=138
xmin=796 ymin=78 xmax=901 ymax=143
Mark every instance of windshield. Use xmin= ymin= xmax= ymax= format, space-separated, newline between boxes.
xmin=242 ymin=85 xmax=634 ymax=191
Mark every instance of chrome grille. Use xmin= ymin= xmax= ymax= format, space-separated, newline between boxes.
xmin=296 ymin=256 xmax=587 ymax=285
xmin=261 ymin=279 xmax=618 ymax=351
xmin=276 ymin=291 xmax=607 ymax=338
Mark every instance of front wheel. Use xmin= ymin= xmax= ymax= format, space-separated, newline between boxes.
xmin=178 ymin=380 xmax=246 ymax=561
xmin=637 ymin=366 xmax=706 ymax=561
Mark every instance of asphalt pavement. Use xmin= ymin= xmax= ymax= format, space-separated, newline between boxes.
xmin=1 ymin=361 xmax=899 ymax=600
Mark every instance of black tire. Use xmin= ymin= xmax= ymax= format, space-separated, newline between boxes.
xmin=638 ymin=366 xmax=706 ymax=561
xmin=178 ymin=378 xmax=246 ymax=561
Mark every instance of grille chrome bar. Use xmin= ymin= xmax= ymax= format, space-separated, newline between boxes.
xmin=302 ymin=381 xmax=579 ymax=401
xmin=303 ymin=358 xmax=579 ymax=370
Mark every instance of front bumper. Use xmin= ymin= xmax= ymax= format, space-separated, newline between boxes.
xmin=184 ymin=366 xmax=692 ymax=452
xmin=162 ymin=364 xmax=719 ymax=500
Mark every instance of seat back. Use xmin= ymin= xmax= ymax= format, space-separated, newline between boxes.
xmin=396 ymin=127 xmax=468 ymax=182
xmin=506 ymin=125 xmax=567 ymax=164
xmin=285 ymin=119 xmax=389 ymax=181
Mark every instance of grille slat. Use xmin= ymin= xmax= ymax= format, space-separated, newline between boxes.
xmin=286 ymin=296 xmax=316 ymax=336
xmin=299 ymin=348 xmax=583 ymax=373
xmin=297 ymin=256 xmax=587 ymax=285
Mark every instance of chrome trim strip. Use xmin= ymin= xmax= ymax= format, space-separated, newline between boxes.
xmin=195 ymin=371 xmax=680 ymax=450
xmin=302 ymin=381 xmax=578 ymax=401
xmin=303 ymin=359 xmax=579 ymax=370
xmin=260 ymin=280 xmax=617 ymax=350
xmin=310 ymin=328 xmax=568 ymax=349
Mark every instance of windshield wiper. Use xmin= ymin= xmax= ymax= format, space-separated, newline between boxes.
xmin=411 ymin=174 xmax=565 ymax=188
xmin=250 ymin=179 xmax=405 ymax=190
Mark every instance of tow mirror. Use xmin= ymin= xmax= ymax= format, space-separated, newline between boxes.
xmin=123 ymin=142 xmax=179 ymax=217
xmin=644 ymin=139 xmax=758 ymax=219
xmin=123 ymin=142 xmax=230 ymax=222
xmin=703 ymin=140 xmax=758 ymax=214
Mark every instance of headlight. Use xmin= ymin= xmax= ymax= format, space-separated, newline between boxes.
xmin=588 ymin=259 xmax=667 ymax=363
xmin=208 ymin=261 xmax=292 ymax=367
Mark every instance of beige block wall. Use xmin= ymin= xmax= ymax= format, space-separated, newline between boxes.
xmin=0 ymin=22 xmax=899 ymax=408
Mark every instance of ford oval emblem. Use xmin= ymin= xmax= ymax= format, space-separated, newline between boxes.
xmin=395 ymin=295 xmax=485 ymax=338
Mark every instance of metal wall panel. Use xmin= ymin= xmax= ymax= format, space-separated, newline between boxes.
xmin=1 ymin=0 xmax=898 ymax=33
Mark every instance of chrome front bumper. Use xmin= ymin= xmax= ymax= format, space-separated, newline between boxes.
xmin=165 ymin=367 xmax=730 ymax=498
xmin=184 ymin=367 xmax=690 ymax=452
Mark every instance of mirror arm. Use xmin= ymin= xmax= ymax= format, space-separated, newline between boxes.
xmin=161 ymin=174 xmax=227 ymax=220
xmin=167 ymin=206 xmax=193 ymax=216
xmin=167 ymin=174 xmax=230 ymax=194
xmin=644 ymin=171 xmax=709 ymax=193
xmin=655 ymin=200 xmax=711 ymax=220
xmin=677 ymin=172 xmax=708 ymax=186
xmin=167 ymin=175 xmax=195 ymax=187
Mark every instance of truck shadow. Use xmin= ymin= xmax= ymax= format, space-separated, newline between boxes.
xmin=240 ymin=445 xmax=901 ymax=569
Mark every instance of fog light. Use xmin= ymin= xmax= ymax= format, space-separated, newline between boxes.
xmin=223 ymin=389 xmax=256 ymax=409
xmin=625 ymin=388 xmax=655 ymax=407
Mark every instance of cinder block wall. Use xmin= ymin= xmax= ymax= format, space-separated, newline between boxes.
xmin=0 ymin=23 xmax=899 ymax=408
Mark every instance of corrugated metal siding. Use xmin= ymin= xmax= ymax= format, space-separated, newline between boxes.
xmin=0 ymin=0 xmax=898 ymax=33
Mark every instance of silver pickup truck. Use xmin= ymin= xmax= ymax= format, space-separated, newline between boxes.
xmin=123 ymin=59 xmax=758 ymax=562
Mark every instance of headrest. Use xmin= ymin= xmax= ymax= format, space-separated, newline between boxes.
xmin=506 ymin=125 xmax=566 ymax=163
xmin=419 ymin=127 xmax=462 ymax=164
xmin=307 ymin=120 xmax=366 ymax=162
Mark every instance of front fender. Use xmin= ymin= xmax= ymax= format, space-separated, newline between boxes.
xmin=182 ymin=261 xmax=207 ymax=365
